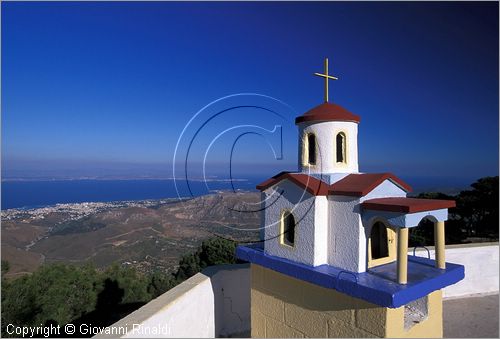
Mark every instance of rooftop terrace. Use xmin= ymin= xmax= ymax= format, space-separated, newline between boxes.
xmin=96 ymin=243 xmax=498 ymax=338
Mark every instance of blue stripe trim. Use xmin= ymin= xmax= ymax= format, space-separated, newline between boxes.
xmin=236 ymin=244 xmax=464 ymax=308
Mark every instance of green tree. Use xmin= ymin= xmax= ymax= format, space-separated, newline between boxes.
xmin=2 ymin=275 xmax=38 ymax=335
xmin=175 ymin=237 xmax=237 ymax=281
xmin=2 ymin=264 xmax=98 ymax=330
xmin=1 ymin=260 xmax=10 ymax=277
xmin=456 ymin=176 xmax=499 ymax=238
xmin=103 ymin=263 xmax=152 ymax=304
xmin=147 ymin=271 xmax=177 ymax=298
xmin=1 ymin=237 xmax=239 ymax=337
xmin=175 ymin=252 xmax=202 ymax=281
xmin=410 ymin=176 xmax=498 ymax=246
xmin=199 ymin=237 xmax=237 ymax=267
xmin=410 ymin=192 xmax=463 ymax=246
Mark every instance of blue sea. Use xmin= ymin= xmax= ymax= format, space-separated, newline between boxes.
xmin=1 ymin=175 xmax=472 ymax=210
xmin=0 ymin=178 xmax=263 ymax=210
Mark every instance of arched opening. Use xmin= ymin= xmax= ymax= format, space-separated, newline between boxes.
xmin=281 ymin=211 xmax=296 ymax=247
xmin=412 ymin=216 xmax=446 ymax=270
xmin=336 ymin=132 xmax=346 ymax=163
xmin=307 ymin=133 xmax=317 ymax=165
xmin=368 ymin=221 xmax=396 ymax=268
xmin=371 ymin=221 xmax=389 ymax=259
xmin=409 ymin=217 xmax=435 ymax=247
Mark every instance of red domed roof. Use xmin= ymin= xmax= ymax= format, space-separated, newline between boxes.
xmin=295 ymin=102 xmax=361 ymax=124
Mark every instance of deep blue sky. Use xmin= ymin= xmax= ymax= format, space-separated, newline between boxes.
xmin=2 ymin=1 xmax=498 ymax=183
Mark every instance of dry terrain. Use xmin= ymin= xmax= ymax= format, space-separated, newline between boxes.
xmin=1 ymin=192 xmax=260 ymax=277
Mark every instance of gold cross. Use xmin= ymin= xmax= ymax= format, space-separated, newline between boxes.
xmin=314 ymin=58 xmax=338 ymax=102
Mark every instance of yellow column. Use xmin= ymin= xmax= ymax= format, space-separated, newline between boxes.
xmin=397 ymin=227 xmax=409 ymax=284
xmin=434 ymin=221 xmax=446 ymax=269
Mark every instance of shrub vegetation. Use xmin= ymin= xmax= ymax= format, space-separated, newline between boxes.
xmin=1 ymin=237 xmax=237 ymax=337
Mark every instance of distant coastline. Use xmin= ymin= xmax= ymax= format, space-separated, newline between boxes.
xmin=1 ymin=198 xmax=181 ymax=221
xmin=1 ymin=176 xmax=475 ymax=210
xmin=1 ymin=176 xmax=250 ymax=182
xmin=1 ymin=178 xmax=259 ymax=210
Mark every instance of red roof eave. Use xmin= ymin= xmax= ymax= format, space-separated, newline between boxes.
xmin=362 ymin=197 xmax=456 ymax=214
xmin=295 ymin=102 xmax=361 ymax=125
xmin=256 ymin=172 xmax=329 ymax=196
xmin=257 ymin=172 xmax=412 ymax=198
xmin=329 ymin=173 xmax=412 ymax=197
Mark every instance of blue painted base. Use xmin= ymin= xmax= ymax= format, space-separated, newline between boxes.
xmin=236 ymin=244 xmax=464 ymax=308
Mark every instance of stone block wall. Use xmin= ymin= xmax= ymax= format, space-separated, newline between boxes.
xmin=251 ymin=264 xmax=442 ymax=338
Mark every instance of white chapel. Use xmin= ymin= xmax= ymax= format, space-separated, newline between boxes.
xmin=255 ymin=58 xmax=454 ymax=280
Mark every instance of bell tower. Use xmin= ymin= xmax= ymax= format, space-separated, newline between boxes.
xmin=296 ymin=58 xmax=360 ymax=175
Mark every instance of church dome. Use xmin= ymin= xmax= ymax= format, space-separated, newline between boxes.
xmin=295 ymin=102 xmax=361 ymax=124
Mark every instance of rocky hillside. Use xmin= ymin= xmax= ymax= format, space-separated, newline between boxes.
xmin=1 ymin=191 xmax=260 ymax=277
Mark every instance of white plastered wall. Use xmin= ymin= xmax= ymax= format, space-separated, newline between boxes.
xmin=328 ymin=179 xmax=407 ymax=273
xmin=313 ymin=195 xmax=329 ymax=266
xmin=96 ymin=264 xmax=251 ymax=338
xmin=263 ymin=179 xmax=328 ymax=266
xmin=259 ymin=192 xmax=266 ymax=242
xmin=297 ymin=121 xmax=359 ymax=174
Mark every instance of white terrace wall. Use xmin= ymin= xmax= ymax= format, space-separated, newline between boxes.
xmin=94 ymin=264 xmax=250 ymax=338
xmin=412 ymin=242 xmax=499 ymax=298
xmin=94 ymin=244 xmax=498 ymax=338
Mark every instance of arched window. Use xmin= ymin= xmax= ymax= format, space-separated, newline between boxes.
xmin=370 ymin=222 xmax=389 ymax=259
xmin=281 ymin=211 xmax=296 ymax=247
xmin=307 ymin=133 xmax=317 ymax=165
xmin=336 ymin=132 xmax=346 ymax=163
